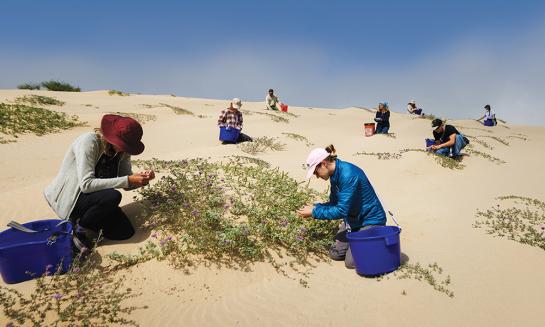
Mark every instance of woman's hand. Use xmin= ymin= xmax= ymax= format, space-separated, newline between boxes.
xmin=128 ymin=174 xmax=150 ymax=187
xmin=139 ymin=170 xmax=155 ymax=181
xmin=297 ymin=205 xmax=314 ymax=218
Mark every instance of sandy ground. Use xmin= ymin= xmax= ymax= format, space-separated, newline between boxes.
xmin=1 ymin=89 xmax=544 ymax=326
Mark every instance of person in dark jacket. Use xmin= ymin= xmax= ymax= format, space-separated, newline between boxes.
xmin=430 ymin=118 xmax=468 ymax=158
xmin=297 ymin=145 xmax=386 ymax=269
xmin=374 ymin=102 xmax=390 ymax=134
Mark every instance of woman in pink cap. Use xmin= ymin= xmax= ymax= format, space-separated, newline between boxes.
xmin=297 ymin=145 xmax=386 ymax=269
xmin=44 ymin=114 xmax=155 ymax=248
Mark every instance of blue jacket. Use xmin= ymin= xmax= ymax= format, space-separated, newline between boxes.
xmin=312 ymin=159 xmax=386 ymax=229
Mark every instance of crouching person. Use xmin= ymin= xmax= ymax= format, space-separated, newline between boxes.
xmin=44 ymin=114 xmax=155 ymax=248
xmin=297 ymin=145 xmax=386 ymax=269
xmin=430 ymin=118 xmax=469 ymax=158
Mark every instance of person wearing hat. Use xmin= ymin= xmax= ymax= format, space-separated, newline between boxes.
xmin=374 ymin=102 xmax=391 ymax=134
xmin=407 ymin=99 xmax=423 ymax=115
xmin=265 ymin=89 xmax=281 ymax=111
xmin=44 ymin=114 xmax=155 ymax=246
xmin=217 ymin=98 xmax=252 ymax=144
xmin=430 ymin=118 xmax=469 ymax=158
xmin=477 ymin=104 xmax=497 ymax=126
xmin=297 ymin=145 xmax=386 ymax=268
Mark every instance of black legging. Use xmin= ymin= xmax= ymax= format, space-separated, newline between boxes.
xmin=70 ymin=189 xmax=134 ymax=240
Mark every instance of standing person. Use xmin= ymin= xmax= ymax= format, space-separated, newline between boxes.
xmin=217 ymin=98 xmax=252 ymax=144
xmin=430 ymin=118 xmax=469 ymax=158
xmin=266 ymin=89 xmax=281 ymax=111
xmin=374 ymin=102 xmax=391 ymax=134
xmin=44 ymin=114 xmax=155 ymax=247
xmin=297 ymin=145 xmax=386 ymax=269
xmin=407 ymin=99 xmax=422 ymax=115
xmin=477 ymin=104 xmax=497 ymax=126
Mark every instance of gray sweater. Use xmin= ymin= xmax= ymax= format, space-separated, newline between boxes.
xmin=44 ymin=132 xmax=134 ymax=220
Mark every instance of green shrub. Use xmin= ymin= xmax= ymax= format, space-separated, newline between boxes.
xmin=41 ymin=80 xmax=81 ymax=92
xmin=0 ymin=103 xmax=85 ymax=143
xmin=0 ymin=254 xmax=145 ymax=326
xmin=14 ymin=95 xmax=65 ymax=106
xmin=111 ymin=157 xmax=336 ymax=273
xmin=108 ymin=90 xmax=129 ymax=96
xmin=239 ymin=137 xmax=286 ymax=155
xmin=474 ymin=196 xmax=545 ymax=250
xmin=17 ymin=82 xmax=41 ymax=90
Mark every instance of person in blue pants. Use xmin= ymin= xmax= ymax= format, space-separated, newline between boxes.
xmin=297 ymin=145 xmax=386 ymax=269
xmin=430 ymin=119 xmax=469 ymax=158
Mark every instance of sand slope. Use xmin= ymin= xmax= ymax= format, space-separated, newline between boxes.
xmin=1 ymin=89 xmax=544 ymax=326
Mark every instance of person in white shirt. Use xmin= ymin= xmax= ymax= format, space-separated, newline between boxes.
xmin=477 ymin=104 xmax=497 ymax=126
xmin=407 ymin=99 xmax=422 ymax=115
xmin=266 ymin=89 xmax=281 ymax=111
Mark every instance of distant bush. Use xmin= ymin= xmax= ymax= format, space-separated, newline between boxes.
xmin=108 ymin=90 xmax=129 ymax=96
xmin=17 ymin=83 xmax=41 ymax=90
xmin=41 ymin=80 xmax=81 ymax=92
xmin=14 ymin=95 xmax=65 ymax=106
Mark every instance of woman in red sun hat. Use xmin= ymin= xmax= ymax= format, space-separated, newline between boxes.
xmin=44 ymin=114 xmax=155 ymax=249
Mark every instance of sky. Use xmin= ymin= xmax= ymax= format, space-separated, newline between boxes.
xmin=1 ymin=0 xmax=545 ymax=125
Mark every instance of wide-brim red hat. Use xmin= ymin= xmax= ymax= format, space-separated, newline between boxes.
xmin=101 ymin=114 xmax=145 ymax=155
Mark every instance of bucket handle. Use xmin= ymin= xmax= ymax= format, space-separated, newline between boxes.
xmin=7 ymin=220 xmax=69 ymax=233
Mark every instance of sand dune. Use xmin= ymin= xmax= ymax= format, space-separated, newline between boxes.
xmin=1 ymin=89 xmax=544 ymax=326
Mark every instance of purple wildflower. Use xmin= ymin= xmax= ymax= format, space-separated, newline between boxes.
xmin=52 ymin=293 xmax=63 ymax=300
xmin=151 ymin=232 xmax=158 ymax=238
xmin=280 ymin=220 xmax=288 ymax=227
xmin=6 ymin=323 xmax=15 ymax=327
xmin=72 ymin=267 xmax=80 ymax=273
xmin=296 ymin=236 xmax=304 ymax=242
xmin=166 ymin=236 xmax=173 ymax=241
xmin=299 ymin=227 xmax=308 ymax=233
xmin=192 ymin=210 xmax=200 ymax=217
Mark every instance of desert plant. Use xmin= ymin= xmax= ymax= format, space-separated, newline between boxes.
xmin=40 ymin=80 xmax=81 ymax=92
xmin=253 ymin=111 xmax=289 ymax=123
xmin=108 ymin=90 xmax=129 ymax=96
xmin=465 ymin=146 xmax=505 ymax=164
xmin=0 ymin=253 xmax=145 ymax=326
xmin=17 ymin=82 xmax=41 ymax=90
xmin=239 ymin=137 xmax=286 ymax=155
xmin=354 ymin=151 xmax=402 ymax=160
xmin=0 ymin=103 xmax=85 ymax=143
xmin=105 ymin=112 xmax=156 ymax=124
xmin=159 ymin=103 xmax=194 ymax=116
xmin=14 ymin=95 xmax=65 ymax=106
xmin=394 ymin=262 xmax=454 ymax=297
xmin=474 ymin=196 xmax=545 ymax=250
xmin=282 ymin=133 xmax=313 ymax=146
xmin=109 ymin=157 xmax=336 ymax=274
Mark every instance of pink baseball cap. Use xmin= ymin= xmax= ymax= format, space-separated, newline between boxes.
xmin=305 ymin=148 xmax=330 ymax=179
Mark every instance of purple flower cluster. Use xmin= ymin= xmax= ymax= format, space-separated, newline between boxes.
xmin=52 ymin=293 xmax=63 ymax=300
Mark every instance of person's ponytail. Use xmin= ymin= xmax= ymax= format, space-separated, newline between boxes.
xmin=324 ymin=144 xmax=338 ymax=161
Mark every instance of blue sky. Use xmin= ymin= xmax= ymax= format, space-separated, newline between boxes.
xmin=1 ymin=0 xmax=545 ymax=124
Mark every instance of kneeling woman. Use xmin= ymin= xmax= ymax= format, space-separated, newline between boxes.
xmin=44 ymin=114 xmax=155 ymax=244
xmin=297 ymin=145 xmax=386 ymax=268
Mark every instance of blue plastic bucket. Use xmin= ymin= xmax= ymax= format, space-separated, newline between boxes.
xmin=0 ymin=219 xmax=73 ymax=284
xmin=346 ymin=226 xmax=401 ymax=276
xmin=425 ymin=138 xmax=436 ymax=148
xmin=219 ymin=126 xmax=241 ymax=142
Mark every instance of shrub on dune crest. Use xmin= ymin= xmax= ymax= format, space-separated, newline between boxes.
xmin=17 ymin=82 xmax=41 ymax=90
xmin=41 ymin=80 xmax=81 ymax=92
